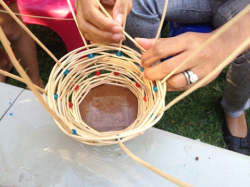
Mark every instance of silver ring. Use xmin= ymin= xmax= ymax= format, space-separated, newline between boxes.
xmin=187 ymin=70 xmax=198 ymax=84
xmin=182 ymin=71 xmax=190 ymax=85
xmin=183 ymin=70 xmax=198 ymax=85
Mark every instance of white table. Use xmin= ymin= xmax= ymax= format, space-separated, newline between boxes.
xmin=0 ymin=82 xmax=250 ymax=187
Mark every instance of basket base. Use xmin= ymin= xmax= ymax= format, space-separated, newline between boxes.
xmin=79 ymin=84 xmax=138 ymax=132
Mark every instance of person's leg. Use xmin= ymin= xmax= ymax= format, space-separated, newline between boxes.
xmin=221 ymin=50 xmax=250 ymax=136
xmin=220 ymin=50 xmax=250 ymax=154
xmin=212 ymin=0 xmax=250 ymax=153
xmin=0 ymin=47 xmax=12 ymax=82
xmin=124 ymin=0 xmax=212 ymax=51
xmin=0 ymin=3 xmax=43 ymax=87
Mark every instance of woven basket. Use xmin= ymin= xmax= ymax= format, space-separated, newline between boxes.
xmin=45 ymin=43 xmax=166 ymax=145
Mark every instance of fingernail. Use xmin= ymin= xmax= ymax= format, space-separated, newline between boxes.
xmin=112 ymin=25 xmax=122 ymax=33
xmin=112 ymin=33 xmax=123 ymax=40
xmin=115 ymin=13 xmax=123 ymax=25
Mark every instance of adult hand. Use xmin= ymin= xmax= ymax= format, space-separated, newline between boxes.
xmin=135 ymin=32 xmax=227 ymax=91
xmin=75 ymin=0 xmax=132 ymax=44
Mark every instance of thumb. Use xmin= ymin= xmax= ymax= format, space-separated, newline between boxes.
xmin=135 ymin=38 xmax=155 ymax=50
xmin=113 ymin=0 xmax=132 ymax=25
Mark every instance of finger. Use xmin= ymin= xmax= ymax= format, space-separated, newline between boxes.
xmin=85 ymin=7 xmax=122 ymax=33
xmin=78 ymin=14 xmax=123 ymax=44
xmin=142 ymin=52 xmax=191 ymax=80
xmin=166 ymin=67 xmax=207 ymax=90
xmin=166 ymin=73 xmax=196 ymax=91
xmin=141 ymin=37 xmax=187 ymax=68
xmin=76 ymin=0 xmax=122 ymax=34
xmin=167 ymin=65 xmax=221 ymax=91
xmin=113 ymin=0 xmax=132 ymax=25
xmin=84 ymin=33 xmax=91 ymax=41
xmin=166 ymin=78 xmax=201 ymax=91
xmin=85 ymin=26 xmax=123 ymax=44
xmin=135 ymin=38 xmax=155 ymax=50
xmin=167 ymin=84 xmax=189 ymax=91
xmin=167 ymin=71 xmax=193 ymax=89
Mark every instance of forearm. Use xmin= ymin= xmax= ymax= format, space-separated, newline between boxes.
xmin=215 ymin=7 xmax=250 ymax=61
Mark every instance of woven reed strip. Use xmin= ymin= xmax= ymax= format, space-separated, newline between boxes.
xmin=52 ymin=52 xmax=143 ymax=102
xmin=154 ymin=0 xmax=169 ymax=44
xmin=0 ymin=69 xmax=46 ymax=93
xmin=118 ymin=0 xmax=128 ymax=49
xmin=0 ymin=9 xmax=74 ymax=20
xmin=118 ymin=139 xmax=194 ymax=187
xmin=0 ymin=1 xmax=60 ymax=66
xmin=0 ymin=26 xmax=72 ymax=134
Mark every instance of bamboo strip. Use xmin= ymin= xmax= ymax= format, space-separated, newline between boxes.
xmin=118 ymin=139 xmax=193 ymax=187
xmin=0 ymin=69 xmax=46 ymax=94
xmin=119 ymin=0 xmax=128 ymax=49
xmin=154 ymin=0 xmax=169 ymax=44
xmin=66 ymin=0 xmax=88 ymax=47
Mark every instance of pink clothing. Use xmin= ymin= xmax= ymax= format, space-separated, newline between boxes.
xmin=1 ymin=0 xmax=16 ymax=6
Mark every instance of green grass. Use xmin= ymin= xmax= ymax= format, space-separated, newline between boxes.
xmin=6 ymin=24 xmax=250 ymax=149
xmin=156 ymin=73 xmax=227 ymax=148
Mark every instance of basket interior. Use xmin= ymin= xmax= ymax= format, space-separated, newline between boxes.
xmin=44 ymin=44 xmax=166 ymax=145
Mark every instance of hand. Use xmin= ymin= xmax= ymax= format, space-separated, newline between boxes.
xmin=75 ymin=0 xmax=132 ymax=44
xmin=135 ymin=32 xmax=226 ymax=91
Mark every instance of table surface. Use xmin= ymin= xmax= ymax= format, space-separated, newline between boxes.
xmin=0 ymin=82 xmax=250 ymax=187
